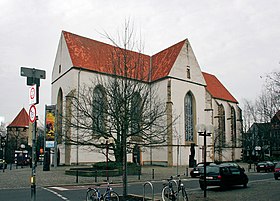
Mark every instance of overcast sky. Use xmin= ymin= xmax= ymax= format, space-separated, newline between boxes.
xmin=0 ymin=0 xmax=279 ymax=124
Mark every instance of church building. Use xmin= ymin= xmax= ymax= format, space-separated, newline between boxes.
xmin=51 ymin=31 xmax=242 ymax=166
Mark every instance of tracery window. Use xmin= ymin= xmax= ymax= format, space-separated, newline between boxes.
xmin=57 ymin=88 xmax=63 ymax=143
xmin=218 ymin=104 xmax=226 ymax=147
xmin=231 ymin=106 xmax=237 ymax=147
xmin=185 ymin=92 xmax=194 ymax=142
xmin=131 ymin=93 xmax=142 ymax=135
xmin=92 ymin=85 xmax=107 ymax=135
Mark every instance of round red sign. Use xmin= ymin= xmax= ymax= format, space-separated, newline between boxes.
xmin=29 ymin=105 xmax=37 ymax=123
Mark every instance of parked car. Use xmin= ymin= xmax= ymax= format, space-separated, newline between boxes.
xmin=199 ymin=164 xmax=248 ymax=190
xmin=256 ymin=161 xmax=274 ymax=172
xmin=190 ymin=162 xmax=215 ymax=178
xmin=274 ymin=162 xmax=280 ymax=180
xmin=0 ymin=159 xmax=7 ymax=169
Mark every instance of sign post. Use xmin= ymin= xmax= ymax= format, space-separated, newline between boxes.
xmin=21 ymin=67 xmax=45 ymax=201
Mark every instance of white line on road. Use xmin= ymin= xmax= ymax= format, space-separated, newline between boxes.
xmin=42 ymin=187 xmax=70 ymax=201
xmin=49 ymin=187 xmax=69 ymax=191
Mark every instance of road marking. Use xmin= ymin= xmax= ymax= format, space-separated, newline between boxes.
xmin=49 ymin=187 xmax=69 ymax=191
xmin=42 ymin=187 xmax=70 ymax=201
xmin=47 ymin=183 xmax=123 ymax=191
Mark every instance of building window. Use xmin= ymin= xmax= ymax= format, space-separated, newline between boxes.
xmin=218 ymin=104 xmax=226 ymax=147
xmin=185 ymin=92 xmax=194 ymax=142
xmin=231 ymin=106 xmax=237 ymax=147
xmin=57 ymin=88 xmax=63 ymax=143
xmin=131 ymin=93 xmax=142 ymax=136
xmin=186 ymin=66 xmax=191 ymax=79
xmin=92 ymin=85 xmax=107 ymax=135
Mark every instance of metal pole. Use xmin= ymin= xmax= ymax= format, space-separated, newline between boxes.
xmin=122 ymin=137 xmax=128 ymax=198
xmin=76 ymin=68 xmax=81 ymax=166
xmin=203 ymin=130 xmax=207 ymax=198
xmin=106 ymin=141 xmax=109 ymax=181
xmin=31 ymin=119 xmax=37 ymax=201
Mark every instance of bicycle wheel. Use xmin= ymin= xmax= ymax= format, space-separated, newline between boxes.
xmin=103 ymin=190 xmax=120 ymax=201
xmin=178 ymin=188 xmax=188 ymax=201
xmin=162 ymin=186 xmax=175 ymax=201
xmin=86 ymin=188 xmax=98 ymax=201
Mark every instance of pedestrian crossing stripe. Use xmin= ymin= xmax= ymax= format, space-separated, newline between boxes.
xmin=49 ymin=187 xmax=69 ymax=191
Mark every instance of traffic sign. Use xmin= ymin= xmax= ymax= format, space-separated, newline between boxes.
xmin=29 ymin=105 xmax=37 ymax=123
xmin=29 ymin=85 xmax=37 ymax=105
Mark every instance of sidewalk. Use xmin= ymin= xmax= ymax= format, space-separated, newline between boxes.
xmin=0 ymin=163 xmax=251 ymax=200
xmin=0 ymin=164 xmax=191 ymax=188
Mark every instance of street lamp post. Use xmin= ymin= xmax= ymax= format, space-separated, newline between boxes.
xmin=197 ymin=124 xmax=213 ymax=198
xmin=99 ymin=137 xmax=114 ymax=181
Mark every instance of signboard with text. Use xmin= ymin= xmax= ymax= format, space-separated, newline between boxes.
xmin=45 ymin=105 xmax=56 ymax=144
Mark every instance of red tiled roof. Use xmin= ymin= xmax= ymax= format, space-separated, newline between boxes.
xmin=7 ymin=108 xmax=29 ymax=128
xmin=151 ymin=40 xmax=185 ymax=81
xmin=202 ymin=72 xmax=238 ymax=103
xmin=63 ymin=31 xmax=185 ymax=82
xmin=62 ymin=31 xmax=238 ymax=104
xmin=63 ymin=31 xmax=151 ymax=81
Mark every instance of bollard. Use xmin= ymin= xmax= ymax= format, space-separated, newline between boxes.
xmin=94 ymin=170 xmax=97 ymax=183
xmin=10 ymin=163 xmax=12 ymax=170
xmin=138 ymin=168 xmax=141 ymax=180
xmin=152 ymin=169 xmax=155 ymax=180
xmin=76 ymin=170 xmax=79 ymax=183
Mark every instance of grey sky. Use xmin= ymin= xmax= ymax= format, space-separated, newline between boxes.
xmin=0 ymin=0 xmax=279 ymax=124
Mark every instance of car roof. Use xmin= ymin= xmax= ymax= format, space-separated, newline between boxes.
xmin=219 ymin=162 xmax=239 ymax=166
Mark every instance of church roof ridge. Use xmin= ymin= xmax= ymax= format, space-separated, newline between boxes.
xmin=62 ymin=31 xmax=186 ymax=82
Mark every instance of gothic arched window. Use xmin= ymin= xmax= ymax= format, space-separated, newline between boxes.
xmin=131 ymin=93 xmax=142 ymax=135
xmin=218 ymin=104 xmax=226 ymax=147
xmin=231 ymin=106 xmax=237 ymax=147
xmin=57 ymin=88 xmax=63 ymax=143
xmin=92 ymin=85 xmax=107 ymax=135
xmin=185 ymin=92 xmax=195 ymax=142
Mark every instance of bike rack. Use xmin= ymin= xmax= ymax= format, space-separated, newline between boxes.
xmin=143 ymin=181 xmax=154 ymax=201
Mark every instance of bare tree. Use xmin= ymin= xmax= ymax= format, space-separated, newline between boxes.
xmin=62 ymin=20 xmax=172 ymax=197
xmin=242 ymin=70 xmax=280 ymax=161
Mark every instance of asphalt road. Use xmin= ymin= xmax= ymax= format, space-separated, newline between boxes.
xmin=0 ymin=172 xmax=279 ymax=201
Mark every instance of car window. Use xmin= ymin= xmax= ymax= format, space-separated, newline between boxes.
xmin=275 ymin=163 xmax=280 ymax=168
xmin=206 ymin=166 xmax=219 ymax=174
xmin=221 ymin=167 xmax=231 ymax=175
xmin=229 ymin=167 xmax=241 ymax=175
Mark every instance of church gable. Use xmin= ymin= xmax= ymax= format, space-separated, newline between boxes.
xmin=168 ymin=40 xmax=206 ymax=86
xmin=151 ymin=40 xmax=185 ymax=81
xmin=52 ymin=32 xmax=74 ymax=83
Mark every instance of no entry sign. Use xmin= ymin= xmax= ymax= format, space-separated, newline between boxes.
xmin=29 ymin=105 xmax=37 ymax=123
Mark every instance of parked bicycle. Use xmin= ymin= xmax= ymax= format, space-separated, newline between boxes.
xmin=161 ymin=175 xmax=188 ymax=201
xmin=86 ymin=181 xmax=120 ymax=201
